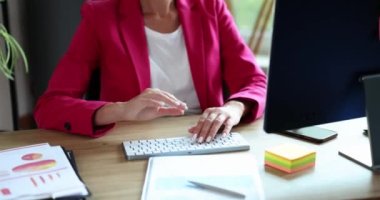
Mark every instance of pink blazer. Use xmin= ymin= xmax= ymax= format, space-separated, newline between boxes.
xmin=34 ymin=0 xmax=267 ymax=137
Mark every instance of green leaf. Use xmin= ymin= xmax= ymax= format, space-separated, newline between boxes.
xmin=0 ymin=23 xmax=28 ymax=80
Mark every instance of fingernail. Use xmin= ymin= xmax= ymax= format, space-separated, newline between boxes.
xmin=206 ymin=136 xmax=212 ymax=143
xmin=198 ymin=136 xmax=204 ymax=143
xmin=192 ymin=134 xmax=198 ymax=142
xmin=222 ymin=132 xmax=228 ymax=137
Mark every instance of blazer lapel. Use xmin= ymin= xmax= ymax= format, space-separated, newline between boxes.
xmin=118 ymin=0 xmax=150 ymax=91
xmin=177 ymin=0 xmax=207 ymax=109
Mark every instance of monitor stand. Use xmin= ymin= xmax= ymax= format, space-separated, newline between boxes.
xmin=338 ymin=74 xmax=380 ymax=172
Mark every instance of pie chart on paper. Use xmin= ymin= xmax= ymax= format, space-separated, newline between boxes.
xmin=22 ymin=153 xmax=42 ymax=161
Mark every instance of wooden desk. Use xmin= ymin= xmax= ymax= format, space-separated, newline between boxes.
xmin=0 ymin=115 xmax=379 ymax=199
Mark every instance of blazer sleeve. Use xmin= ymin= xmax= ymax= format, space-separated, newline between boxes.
xmin=215 ymin=0 xmax=267 ymax=122
xmin=34 ymin=2 xmax=114 ymax=137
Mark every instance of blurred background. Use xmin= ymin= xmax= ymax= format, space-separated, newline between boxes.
xmin=0 ymin=0 xmax=273 ymax=131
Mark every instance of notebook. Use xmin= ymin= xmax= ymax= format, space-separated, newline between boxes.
xmin=141 ymin=153 xmax=265 ymax=200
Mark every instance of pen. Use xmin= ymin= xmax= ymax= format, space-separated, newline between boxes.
xmin=188 ymin=180 xmax=246 ymax=199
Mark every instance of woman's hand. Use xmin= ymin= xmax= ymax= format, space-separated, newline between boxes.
xmin=188 ymin=100 xmax=248 ymax=143
xmin=95 ymin=88 xmax=187 ymax=125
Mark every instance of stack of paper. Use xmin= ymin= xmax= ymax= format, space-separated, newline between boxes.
xmin=265 ymin=143 xmax=316 ymax=173
xmin=142 ymin=153 xmax=265 ymax=200
xmin=0 ymin=143 xmax=89 ymax=200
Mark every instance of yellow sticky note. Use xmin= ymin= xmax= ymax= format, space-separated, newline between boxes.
xmin=265 ymin=143 xmax=316 ymax=173
xmin=266 ymin=143 xmax=315 ymax=161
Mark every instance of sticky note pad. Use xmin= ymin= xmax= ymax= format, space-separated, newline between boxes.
xmin=265 ymin=143 xmax=316 ymax=173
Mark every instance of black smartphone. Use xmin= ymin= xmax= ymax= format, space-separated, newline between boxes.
xmin=280 ymin=126 xmax=338 ymax=144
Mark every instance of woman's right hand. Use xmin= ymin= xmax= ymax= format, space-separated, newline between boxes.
xmin=94 ymin=88 xmax=187 ymax=126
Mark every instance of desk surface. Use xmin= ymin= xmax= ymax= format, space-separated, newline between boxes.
xmin=0 ymin=115 xmax=379 ymax=200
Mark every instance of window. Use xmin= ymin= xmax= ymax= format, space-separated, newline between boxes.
xmin=228 ymin=0 xmax=274 ymax=70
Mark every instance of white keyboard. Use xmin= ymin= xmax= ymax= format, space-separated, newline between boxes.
xmin=122 ymin=132 xmax=250 ymax=160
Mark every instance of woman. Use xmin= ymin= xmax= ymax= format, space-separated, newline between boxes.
xmin=34 ymin=0 xmax=267 ymax=143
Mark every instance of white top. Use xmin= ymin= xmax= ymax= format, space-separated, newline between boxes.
xmin=145 ymin=26 xmax=201 ymax=114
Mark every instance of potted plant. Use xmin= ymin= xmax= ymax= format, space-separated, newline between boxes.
xmin=0 ymin=23 xmax=28 ymax=131
xmin=0 ymin=23 xmax=28 ymax=80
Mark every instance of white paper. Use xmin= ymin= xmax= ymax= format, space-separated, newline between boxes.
xmin=141 ymin=153 xmax=265 ymax=200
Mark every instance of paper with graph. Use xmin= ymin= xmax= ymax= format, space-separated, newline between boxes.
xmin=0 ymin=143 xmax=88 ymax=200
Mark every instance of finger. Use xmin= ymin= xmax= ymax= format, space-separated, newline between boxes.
xmin=188 ymin=126 xmax=197 ymax=134
xmin=191 ymin=109 xmax=212 ymax=141
xmin=156 ymin=107 xmax=185 ymax=117
xmin=222 ymin=118 xmax=234 ymax=136
xmin=140 ymin=98 xmax=165 ymax=108
xmin=198 ymin=112 xmax=218 ymax=143
xmin=148 ymin=91 xmax=186 ymax=109
xmin=207 ymin=114 xmax=227 ymax=141
xmin=188 ymin=126 xmax=199 ymax=142
xmin=159 ymin=90 xmax=188 ymax=109
xmin=148 ymin=88 xmax=186 ymax=108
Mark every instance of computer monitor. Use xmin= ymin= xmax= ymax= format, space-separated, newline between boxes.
xmin=264 ymin=0 xmax=380 ymax=170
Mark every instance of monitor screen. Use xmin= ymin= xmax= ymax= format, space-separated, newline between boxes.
xmin=264 ymin=0 xmax=380 ymax=136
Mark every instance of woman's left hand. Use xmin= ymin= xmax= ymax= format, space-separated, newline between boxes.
xmin=188 ymin=100 xmax=247 ymax=143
